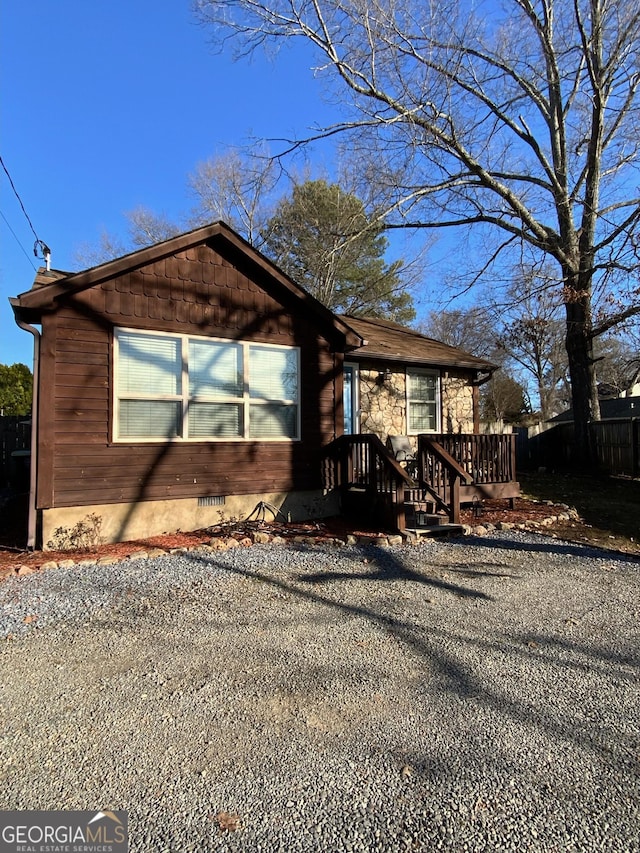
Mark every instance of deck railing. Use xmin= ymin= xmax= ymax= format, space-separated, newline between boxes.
xmin=418 ymin=433 xmax=519 ymax=513
xmin=321 ymin=434 xmax=414 ymax=532
xmin=417 ymin=437 xmax=472 ymax=524
xmin=322 ymin=432 xmax=519 ymax=534
xmin=431 ymin=433 xmax=517 ymax=484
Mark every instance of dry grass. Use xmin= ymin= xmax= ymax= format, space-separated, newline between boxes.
xmin=519 ymin=471 xmax=640 ymax=557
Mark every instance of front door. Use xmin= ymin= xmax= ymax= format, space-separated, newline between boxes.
xmin=343 ymin=363 xmax=359 ymax=434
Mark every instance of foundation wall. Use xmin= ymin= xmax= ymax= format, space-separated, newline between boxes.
xmin=40 ymin=489 xmax=341 ymax=550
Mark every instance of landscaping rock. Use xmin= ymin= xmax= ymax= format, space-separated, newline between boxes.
xmin=252 ymin=531 xmax=272 ymax=545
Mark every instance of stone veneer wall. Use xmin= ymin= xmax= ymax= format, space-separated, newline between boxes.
xmin=358 ymin=365 xmax=476 ymax=443
xmin=359 ymin=367 xmax=407 ymax=441
xmin=441 ymin=370 xmax=475 ymax=433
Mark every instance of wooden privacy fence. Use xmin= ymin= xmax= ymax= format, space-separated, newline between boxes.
xmin=591 ymin=419 xmax=640 ymax=477
xmin=0 ymin=415 xmax=32 ymax=489
xmin=520 ymin=419 xmax=640 ymax=477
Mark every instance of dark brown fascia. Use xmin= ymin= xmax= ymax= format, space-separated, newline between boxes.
xmin=11 ymin=221 xmax=363 ymax=352
xmin=350 ymin=349 xmax=498 ymax=374
xmin=9 ymin=296 xmax=41 ymax=327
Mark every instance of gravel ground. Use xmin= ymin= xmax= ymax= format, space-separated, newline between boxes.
xmin=1 ymin=531 xmax=639 ymax=852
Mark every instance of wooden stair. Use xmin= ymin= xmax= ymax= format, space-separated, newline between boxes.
xmin=322 ymin=432 xmax=519 ymax=541
xmin=402 ymin=489 xmax=465 ymax=540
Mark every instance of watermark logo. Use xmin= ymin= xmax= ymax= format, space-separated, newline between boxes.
xmin=0 ymin=810 xmax=128 ymax=853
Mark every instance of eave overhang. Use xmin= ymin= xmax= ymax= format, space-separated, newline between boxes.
xmin=10 ymin=221 xmax=364 ymax=352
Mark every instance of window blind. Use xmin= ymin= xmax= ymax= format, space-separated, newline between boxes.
xmin=118 ymin=332 xmax=181 ymax=396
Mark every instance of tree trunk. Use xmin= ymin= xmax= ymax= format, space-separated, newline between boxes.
xmin=563 ymin=279 xmax=600 ymax=467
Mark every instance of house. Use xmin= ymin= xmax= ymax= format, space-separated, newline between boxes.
xmin=548 ymin=396 xmax=640 ymax=424
xmin=339 ymin=314 xmax=493 ymax=440
xmin=10 ymin=222 xmax=502 ymax=549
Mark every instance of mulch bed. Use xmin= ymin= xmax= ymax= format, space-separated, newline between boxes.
xmin=0 ymin=498 xmax=570 ymax=581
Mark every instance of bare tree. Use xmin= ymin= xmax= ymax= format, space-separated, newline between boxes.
xmin=127 ymin=206 xmax=181 ymax=247
xmin=423 ymin=295 xmax=568 ymax=419
xmin=72 ymin=209 xmax=181 ymax=269
xmin=494 ymin=273 xmax=569 ymax=420
xmin=187 ymin=147 xmax=281 ymax=246
xmin=421 ymin=306 xmax=500 ymax=361
xmin=195 ymin=0 xmax=640 ymax=462
xmin=72 ymin=229 xmax=129 ymax=270
xmin=594 ymin=332 xmax=640 ymax=396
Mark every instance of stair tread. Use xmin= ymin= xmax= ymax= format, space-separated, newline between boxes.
xmin=404 ymin=524 xmax=465 ymax=539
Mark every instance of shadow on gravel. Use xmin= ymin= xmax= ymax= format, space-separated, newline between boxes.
xmin=295 ymin=546 xmax=493 ymax=600
xmin=445 ymin=566 xmax=521 ymax=579
xmin=459 ymin=535 xmax=640 ymax=563
xmin=509 ymin=631 xmax=640 ymax=677
xmin=177 ymin=546 xmax=636 ymax=769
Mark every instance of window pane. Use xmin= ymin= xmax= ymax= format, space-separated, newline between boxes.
xmin=344 ymin=366 xmax=354 ymax=434
xmin=249 ymin=347 xmax=298 ymax=400
xmin=119 ymin=400 xmax=181 ymax=438
xmin=118 ymin=333 xmax=181 ymax=395
xmin=408 ymin=371 xmax=436 ymax=401
xmin=188 ymin=403 xmax=242 ymax=437
xmin=249 ymin=404 xmax=297 ymax=438
xmin=189 ymin=340 xmax=242 ymax=397
xmin=409 ymin=402 xmax=436 ymax=432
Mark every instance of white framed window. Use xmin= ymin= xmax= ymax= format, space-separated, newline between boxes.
xmin=114 ymin=328 xmax=300 ymax=442
xmin=406 ymin=369 xmax=440 ymax=433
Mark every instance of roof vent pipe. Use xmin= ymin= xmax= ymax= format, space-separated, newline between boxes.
xmin=34 ymin=240 xmax=51 ymax=271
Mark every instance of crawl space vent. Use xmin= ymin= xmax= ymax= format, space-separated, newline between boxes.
xmin=198 ymin=495 xmax=226 ymax=507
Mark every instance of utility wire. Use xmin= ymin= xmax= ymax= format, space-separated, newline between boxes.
xmin=0 ymin=208 xmax=37 ymax=270
xmin=0 ymin=153 xmax=49 ymax=261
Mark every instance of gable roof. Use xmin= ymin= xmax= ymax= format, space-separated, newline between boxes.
xmin=10 ymin=221 xmax=363 ymax=350
xmin=10 ymin=221 xmax=496 ymax=373
xmin=340 ymin=315 xmax=497 ymax=374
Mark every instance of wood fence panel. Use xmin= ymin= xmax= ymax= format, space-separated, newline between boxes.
xmin=590 ymin=419 xmax=638 ymax=477
xmin=519 ymin=418 xmax=639 ymax=476
xmin=0 ymin=416 xmax=32 ymax=489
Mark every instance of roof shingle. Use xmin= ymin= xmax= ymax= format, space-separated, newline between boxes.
xmin=340 ymin=314 xmax=496 ymax=372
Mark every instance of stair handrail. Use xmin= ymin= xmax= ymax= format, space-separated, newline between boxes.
xmin=321 ymin=434 xmax=415 ymax=533
xmin=363 ymin=433 xmax=416 ymax=487
xmin=418 ymin=436 xmax=472 ymax=524
xmin=420 ymin=437 xmax=473 ymax=483
xmin=321 ymin=433 xmax=415 ymax=489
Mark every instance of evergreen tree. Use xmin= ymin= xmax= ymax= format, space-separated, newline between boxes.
xmin=0 ymin=363 xmax=33 ymax=416
xmin=264 ymin=180 xmax=415 ymax=323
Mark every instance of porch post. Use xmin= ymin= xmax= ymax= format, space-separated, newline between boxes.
xmin=449 ymin=472 xmax=460 ymax=524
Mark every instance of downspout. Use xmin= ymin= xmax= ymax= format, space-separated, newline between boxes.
xmin=14 ymin=317 xmax=40 ymax=550
xmin=472 ymin=369 xmax=496 ymax=434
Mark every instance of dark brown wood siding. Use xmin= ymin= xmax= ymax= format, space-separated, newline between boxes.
xmin=37 ymin=243 xmax=342 ymax=509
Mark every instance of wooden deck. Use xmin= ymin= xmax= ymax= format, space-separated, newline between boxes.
xmin=322 ymin=432 xmax=520 ymax=536
xmin=420 ymin=434 xmax=520 ymax=505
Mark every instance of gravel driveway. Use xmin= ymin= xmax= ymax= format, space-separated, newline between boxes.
xmin=1 ymin=531 xmax=639 ymax=852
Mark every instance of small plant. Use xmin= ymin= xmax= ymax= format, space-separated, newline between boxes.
xmin=46 ymin=513 xmax=104 ymax=551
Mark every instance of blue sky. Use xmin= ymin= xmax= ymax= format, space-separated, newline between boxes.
xmin=0 ymin=0 xmax=352 ymax=367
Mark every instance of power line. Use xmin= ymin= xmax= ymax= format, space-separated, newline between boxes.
xmin=0 ymin=153 xmax=50 ymax=262
xmin=0 ymin=208 xmax=37 ymax=271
